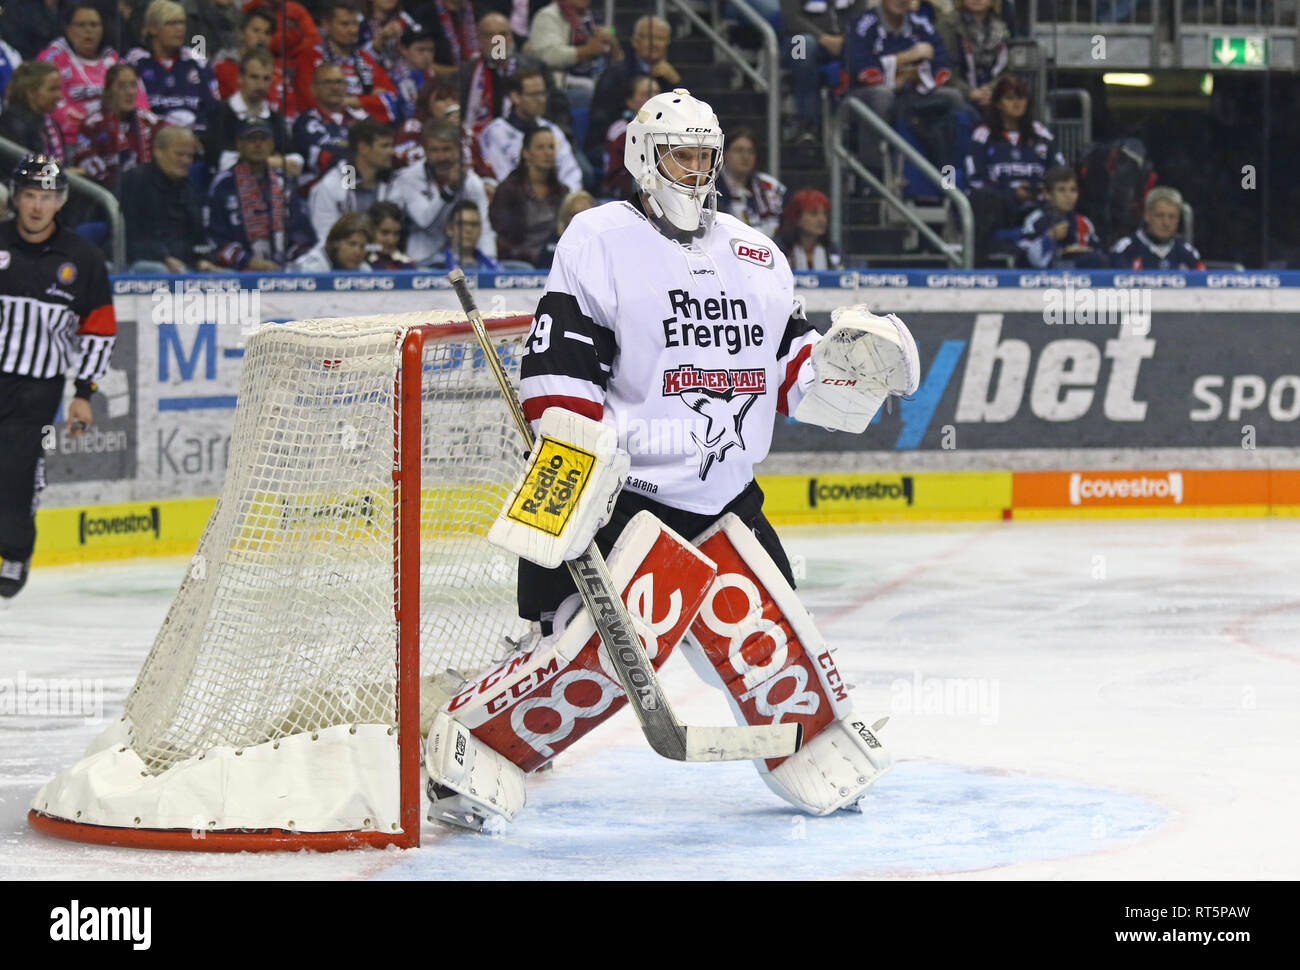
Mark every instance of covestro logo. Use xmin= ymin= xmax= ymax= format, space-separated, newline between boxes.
xmin=1068 ymin=472 xmax=1184 ymax=505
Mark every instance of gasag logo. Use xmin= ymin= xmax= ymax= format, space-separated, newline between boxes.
xmin=730 ymin=238 xmax=774 ymax=268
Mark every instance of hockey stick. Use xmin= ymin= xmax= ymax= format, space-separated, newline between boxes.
xmin=446 ymin=270 xmax=802 ymax=762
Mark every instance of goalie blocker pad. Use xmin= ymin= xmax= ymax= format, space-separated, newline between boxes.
xmin=683 ymin=514 xmax=893 ymax=815
xmin=488 ymin=407 xmax=630 ymax=569
xmin=794 ymin=306 xmax=920 ymax=434
xmin=426 ymin=511 xmax=717 ymax=821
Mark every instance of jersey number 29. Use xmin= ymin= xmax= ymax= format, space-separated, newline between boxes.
xmin=525 ymin=313 xmax=552 ymax=355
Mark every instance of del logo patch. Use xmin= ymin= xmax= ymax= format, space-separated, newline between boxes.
xmin=58 ymin=262 xmax=77 ymax=284
xmin=506 ymin=438 xmax=594 ymax=536
xmin=730 ymin=238 xmax=773 ymax=268
xmin=0 ymin=251 xmax=9 ymax=270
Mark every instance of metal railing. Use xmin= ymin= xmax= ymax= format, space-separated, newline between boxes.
xmin=0 ymin=136 xmax=126 ymax=269
xmin=656 ymin=0 xmax=781 ymax=179
xmin=828 ymin=99 xmax=975 ymax=268
xmin=1046 ymin=88 xmax=1094 ymax=163
xmin=1030 ymin=0 xmax=1158 ymax=25
xmin=1179 ymin=0 xmax=1298 ymax=26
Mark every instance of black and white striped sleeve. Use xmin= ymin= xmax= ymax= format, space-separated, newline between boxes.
xmin=518 ymin=231 xmax=617 ymax=428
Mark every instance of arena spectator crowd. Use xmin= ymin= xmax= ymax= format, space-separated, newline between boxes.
xmin=0 ymin=0 xmax=1198 ymax=271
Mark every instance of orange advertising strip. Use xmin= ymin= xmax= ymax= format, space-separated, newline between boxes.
xmin=1270 ymin=469 xmax=1300 ymax=506
xmin=1013 ymin=469 xmax=1271 ymax=509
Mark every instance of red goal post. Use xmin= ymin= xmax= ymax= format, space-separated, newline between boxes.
xmin=29 ymin=310 xmax=534 ymax=851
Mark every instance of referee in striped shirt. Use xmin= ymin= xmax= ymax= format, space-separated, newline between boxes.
xmin=0 ymin=155 xmax=116 ymax=599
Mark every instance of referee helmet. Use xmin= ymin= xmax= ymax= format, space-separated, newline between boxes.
xmin=9 ymin=154 xmax=70 ymax=210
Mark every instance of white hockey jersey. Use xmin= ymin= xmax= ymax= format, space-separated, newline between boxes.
xmin=518 ymin=199 xmax=820 ymax=515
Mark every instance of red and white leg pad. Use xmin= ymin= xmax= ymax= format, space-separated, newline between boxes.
xmin=684 ymin=514 xmax=893 ymax=815
xmin=425 ymin=510 xmax=718 ymax=825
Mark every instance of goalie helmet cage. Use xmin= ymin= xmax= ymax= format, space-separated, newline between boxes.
xmin=27 ymin=310 xmax=534 ymax=851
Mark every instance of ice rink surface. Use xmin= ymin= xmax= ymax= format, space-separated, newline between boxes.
xmin=2 ymin=517 xmax=1297 ymax=880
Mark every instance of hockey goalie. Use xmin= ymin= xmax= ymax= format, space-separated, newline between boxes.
xmin=426 ymin=89 xmax=920 ymax=830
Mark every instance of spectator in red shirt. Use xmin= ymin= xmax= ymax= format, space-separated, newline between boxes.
xmin=242 ymin=0 xmax=320 ymax=68
xmin=72 ymin=62 xmax=166 ymax=191
xmin=214 ymin=6 xmax=291 ymax=116
xmin=294 ymin=0 xmax=399 ymax=122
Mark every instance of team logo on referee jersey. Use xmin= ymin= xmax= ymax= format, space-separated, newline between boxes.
xmin=0 ymin=251 xmax=9 ymax=270
xmin=58 ymin=262 xmax=77 ymax=284
xmin=662 ymin=365 xmax=766 ymax=480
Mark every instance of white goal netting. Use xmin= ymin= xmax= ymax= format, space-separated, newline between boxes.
xmin=31 ymin=311 xmax=531 ymax=840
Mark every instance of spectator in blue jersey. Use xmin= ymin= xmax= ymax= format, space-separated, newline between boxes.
xmin=1017 ymin=165 xmax=1104 ymax=269
xmin=120 ymin=126 xmax=219 ymax=271
xmin=0 ymin=36 xmax=23 ymax=103
xmin=292 ymin=61 xmax=357 ymax=181
xmin=936 ymin=0 xmax=1009 ymax=112
xmin=207 ymin=117 xmax=315 ymax=271
xmin=433 ymin=197 xmax=502 ymax=270
xmin=127 ymin=0 xmax=219 ymax=136
xmin=963 ymin=74 xmax=1063 ymax=264
xmin=845 ymin=0 xmax=966 ymax=172
xmin=779 ymin=0 xmax=864 ymax=147
xmin=388 ymin=24 xmax=433 ymax=121
xmin=1110 ymin=186 xmax=1204 ymax=270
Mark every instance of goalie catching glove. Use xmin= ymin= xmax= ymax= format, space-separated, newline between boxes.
xmin=488 ymin=407 xmax=630 ymax=569
xmin=794 ymin=305 xmax=921 ymax=433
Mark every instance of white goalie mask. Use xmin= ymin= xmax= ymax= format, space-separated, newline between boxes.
xmin=624 ymin=88 xmax=724 ymax=233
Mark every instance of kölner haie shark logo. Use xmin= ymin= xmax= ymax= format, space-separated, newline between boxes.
xmin=662 ymin=365 xmax=767 ymax=479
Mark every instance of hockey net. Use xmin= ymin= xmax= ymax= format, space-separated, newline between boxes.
xmin=29 ymin=310 xmax=533 ymax=850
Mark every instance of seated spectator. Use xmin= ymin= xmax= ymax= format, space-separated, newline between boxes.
xmin=0 ymin=37 xmax=22 ymax=104
xmin=846 ymin=0 xmax=965 ymax=171
xmin=1110 ymin=186 xmax=1204 ymax=270
xmin=214 ymin=7 xmax=289 ymax=117
xmin=716 ymin=126 xmax=785 ymax=238
xmin=119 ymin=125 xmax=218 ymax=271
xmin=242 ymin=0 xmax=320 ymax=71
xmin=478 ymin=67 xmax=581 ymax=193
xmin=488 ymin=124 xmax=565 ymax=266
xmin=127 ymin=0 xmax=220 ymax=135
xmin=72 ymin=63 xmax=166 ymax=192
xmin=3 ymin=0 xmax=61 ymax=60
xmin=388 ymin=25 xmax=434 ymax=122
xmin=206 ymin=49 xmax=301 ymax=175
xmin=464 ymin=12 xmax=557 ymax=148
xmin=39 ymin=4 xmax=149 ymax=152
xmin=184 ymin=0 xmax=239 ymax=58
xmin=414 ymin=0 xmax=477 ymax=83
xmin=937 ymin=0 xmax=1009 ymax=111
xmin=524 ymin=0 xmax=621 ymax=111
xmin=95 ymin=0 xmax=149 ymax=55
xmin=1017 ymin=165 xmax=1104 ymax=269
xmin=778 ymin=187 xmax=843 ymax=270
xmin=208 ymin=117 xmax=315 ymax=269
xmin=366 ymin=199 xmax=413 ymax=268
xmin=360 ymin=0 xmax=417 ymax=74
xmin=307 ymin=116 xmax=396 ymax=240
xmin=393 ymin=78 xmax=461 ymax=168
xmin=294 ymin=0 xmax=399 ymax=123
xmin=433 ymin=197 xmax=502 ymax=270
xmin=601 ymin=72 xmax=657 ymax=199
xmin=779 ymin=0 xmax=863 ymax=146
xmin=292 ymin=209 xmax=372 ymax=270
xmin=963 ymin=74 xmax=1064 ymax=264
xmin=0 ymin=61 xmax=68 ymax=160
xmin=391 ymin=117 xmax=495 ymax=266
xmin=292 ymin=61 xmax=360 ymax=180
xmin=586 ymin=15 xmax=680 ymax=165
xmin=534 ymin=188 xmax=593 ymax=270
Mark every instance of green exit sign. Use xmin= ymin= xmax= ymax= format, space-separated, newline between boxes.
xmin=1210 ymin=35 xmax=1269 ymax=68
